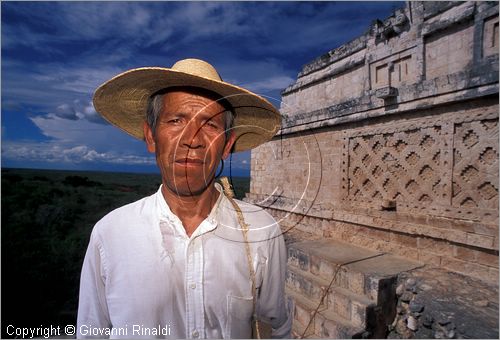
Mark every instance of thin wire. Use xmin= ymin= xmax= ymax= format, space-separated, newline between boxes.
xmin=300 ymin=253 xmax=385 ymax=338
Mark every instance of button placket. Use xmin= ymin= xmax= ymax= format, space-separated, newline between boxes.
xmin=185 ymin=237 xmax=205 ymax=338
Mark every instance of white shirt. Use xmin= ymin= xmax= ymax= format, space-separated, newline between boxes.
xmin=77 ymin=183 xmax=292 ymax=339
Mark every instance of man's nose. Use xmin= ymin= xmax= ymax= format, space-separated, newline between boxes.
xmin=180 ymin=121 xmax=204 ymax=149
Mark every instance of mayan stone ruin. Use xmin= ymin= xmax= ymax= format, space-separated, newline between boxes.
xmin=244 ymin=2 xmax=499 ymax=338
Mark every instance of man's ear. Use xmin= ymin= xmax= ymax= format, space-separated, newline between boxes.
xmin=144 ymin=121 xmax=156 ymax=153
xmin=222 ymin=132 xmax=237 ymax=160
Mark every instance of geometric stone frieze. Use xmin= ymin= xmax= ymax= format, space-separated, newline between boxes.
xmin=342 ymin=110 xmax=499 ymax=224
xmin=452 ymin=119 xmax=499 ymax=215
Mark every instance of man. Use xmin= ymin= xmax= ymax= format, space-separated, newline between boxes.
xmin=77 ymin=59 xmax=292 ymax=339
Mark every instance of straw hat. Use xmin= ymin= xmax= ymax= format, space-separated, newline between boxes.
xmin=93 ymin=58 xmax=281 ymax=152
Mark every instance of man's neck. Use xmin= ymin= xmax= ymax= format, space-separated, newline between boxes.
xmin=161 ymin=183 xmax=220 ymax=237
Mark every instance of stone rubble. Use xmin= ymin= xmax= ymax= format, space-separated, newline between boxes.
xmin=388 ymin=267 xmax=498 ymax=339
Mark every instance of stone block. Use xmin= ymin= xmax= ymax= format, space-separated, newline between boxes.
xmin=315 ymin=311 xmax=365 ymax=338
xmin=441 ymin=256 xmax=468 ymax=274
xmin=475 ymin=250 xmax=499 ymax=268
xmin=390 ymin=232 xmax=418 ymax=248
xmin=449 ymin=218 xmax=475 ymax=233
xmin=331 ymin=290 xmax=352 ymax=320
xmin=487 ymin=267 xmax=499 ymax=285
xmin=483 ymin=15 xmax=499 ymax=57
xmin=365 ymin=226 xmax=391 ymax=242
xmin=417 ymin=237 xmax=454 ymax=256
xmin=386 ymin=243 xmax=420 ymax=261
xmin=286 ymin=267 xmax=329 ymax=306
xmin=347 ymin=270 xmax=365 ymax=296
xmin=466 ymin=233 xmax=494 ymax=249
xmin=364 ymin=275 xmax=380 ymax=301
xmin=309 ymin=253 xmax=321 ymax=277
xmin=288 ymin=247 xmax=309 ymax=271
xmin=351 ymin=299 xmax=369 ymax=328
xmin=375 ymin=86 xmax=398 ymax=99
xmin=333 ymin=266 xmax=350 ymax=292
xmin=418 ymin=249 xmax=442 ymax=265
xmin=463 ymin=262 xmax=493 ymax=280
xmin=452 ymin=245 xmax=476 ymax=262
xmin=294 ymin=299 xmax=314 ymax=327
xmin=465 ymin=222 xmax=498 ymax=236
xmin=314 ymin=313 xmax=338 ymax=338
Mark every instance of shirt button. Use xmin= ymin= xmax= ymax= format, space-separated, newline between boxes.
xmin=192 ymin=330 xmax=199 ymax=338
xmin=190 ymin=283 xmax=196 ymax=289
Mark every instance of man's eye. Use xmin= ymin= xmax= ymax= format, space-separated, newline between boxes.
xmin=168 ymin=119 xmax=181 ymax=124
xmin=206 ymin=120 xmax=219 ymax=128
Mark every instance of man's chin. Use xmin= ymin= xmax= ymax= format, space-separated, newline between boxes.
xmin=166 ymin=178 xmax=216 ymax=197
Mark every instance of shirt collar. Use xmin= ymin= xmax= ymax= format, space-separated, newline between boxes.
xmin=154 ymin=182 xmax=225 ymax=238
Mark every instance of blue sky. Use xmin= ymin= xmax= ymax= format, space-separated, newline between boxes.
xmin=1 ymin=1 xmax=401 ymax=176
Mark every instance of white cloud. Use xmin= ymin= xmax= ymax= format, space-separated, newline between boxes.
xmin=2 ymin=141 xmax=156 ymax=166
xmin=29 ymin=114 xmax=146 ymax=153
xmin=49 ymin=100 xmax=102 ymax=123
xmin=241 ymin=75 xmax=295 ymax=94
xmin=2 ymin=1 xmax=400 ymax=171
xmin=2 ymin=59 xmax=122 ymax=114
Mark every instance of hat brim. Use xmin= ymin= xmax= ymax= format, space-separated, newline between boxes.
xmin=93 ymin=67 xmax=281 ymax=153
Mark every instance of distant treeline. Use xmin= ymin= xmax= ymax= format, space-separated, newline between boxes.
xmin=1 ymin=168 xmax=249 ymax=336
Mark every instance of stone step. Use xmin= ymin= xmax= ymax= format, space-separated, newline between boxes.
xmin=315 ymin=309 xmax=367 ymax=339
xmin=287 ymin=288 xmax=365 ymax=339
xmin=291 ymin=322 xmax=318 ymax=339
xmin=288 ymin=239 xmax=383 ymax=299
xmin=286 ymin=265 xmax=375 ymax=328
xmin=287 ymin=238 xmax=424 ymax=337
xmin=286 ymin=287 xmax=321 ymax=335
xmin=288 ymin=239 xmax=422 ymax=303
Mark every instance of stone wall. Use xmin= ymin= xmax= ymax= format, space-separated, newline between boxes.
xmin=246 ymin=1 xmax=499 ymax=284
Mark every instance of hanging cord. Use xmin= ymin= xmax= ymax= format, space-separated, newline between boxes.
xmin=220 ymin=176 xmax=263 ymax=339
xmin=229 ymin=151 xmax=234 ymax=190
xmin=299 ymin=253 xmax=385 ymax=339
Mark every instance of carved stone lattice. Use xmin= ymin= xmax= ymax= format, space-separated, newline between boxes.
xmin=343 ymin=113 xmax=499 ymax=223
xmin=347 ymin=127 xmax=442 ymax=208
xmin=452 ymin=119 xmax=499 ymax=219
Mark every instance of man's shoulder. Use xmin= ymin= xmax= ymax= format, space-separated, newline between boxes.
xmin=93 ymin=192 xmax=156 ymax=235
xmin=233 ymin=198 xmax=276 ymax=223
xmin=223 ymin=197 xmax=282 ymax=238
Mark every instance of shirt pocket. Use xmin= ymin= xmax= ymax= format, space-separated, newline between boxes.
xmin=226 ymin=294 xmax=253 ymax=339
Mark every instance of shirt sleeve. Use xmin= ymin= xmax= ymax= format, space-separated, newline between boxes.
xmin=77 ymin=228 xmax=112 ymax=339
xmin=257 ymin=226 xmax=293 ymax=338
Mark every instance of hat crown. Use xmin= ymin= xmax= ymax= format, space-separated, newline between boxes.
xmin=171 ymin=58 xmax=222 ymax=81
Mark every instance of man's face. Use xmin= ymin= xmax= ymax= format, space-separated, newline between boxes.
xmin=144 ymin=89 xmax=236 ymax=197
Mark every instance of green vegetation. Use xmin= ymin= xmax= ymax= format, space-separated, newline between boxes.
xmin=1 ymin=168 xmax=249 ymax=334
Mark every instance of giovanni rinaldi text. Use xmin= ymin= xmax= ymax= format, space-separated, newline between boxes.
xmin=79 ymin=324 xmax=172 ymax=337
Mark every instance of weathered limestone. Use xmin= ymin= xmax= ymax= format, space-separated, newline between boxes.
xmin=246 ymin=2 xmax=498 ymax=338
xmin=286 ymin=239 xmax=422 ymax=338
xmin=246 ymin=1 xmax=499 ymax=284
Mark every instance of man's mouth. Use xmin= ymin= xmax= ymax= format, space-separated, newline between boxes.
xmin=175 ymin=158 xmax=205 ymax=167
